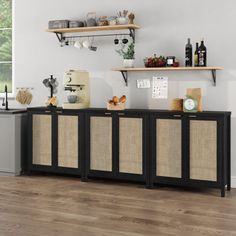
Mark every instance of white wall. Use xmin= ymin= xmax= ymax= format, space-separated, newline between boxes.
xmin=13 ymin=0 xmax=236 ymax=178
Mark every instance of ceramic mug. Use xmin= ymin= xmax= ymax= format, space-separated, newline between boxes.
xmin=67 ymin=95 xmax=78 ymax=104
xmin=82 ymin=40 xmax=92 ymax=49
xmin=74 ymin=41 xmax=83 ymax=49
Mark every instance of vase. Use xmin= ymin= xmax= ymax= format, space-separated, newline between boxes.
xmin=123 ymin=59 xmax=134 ymax=68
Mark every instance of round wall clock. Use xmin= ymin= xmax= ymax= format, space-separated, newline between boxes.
xmin=183 ymin=96 xmax=198 ymax=112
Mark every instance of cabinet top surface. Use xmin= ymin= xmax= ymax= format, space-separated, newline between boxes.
xmin=0 ymin=109 xmax=26 ymax=115
xmin=27 ymin=107 xmax=231 ymax=115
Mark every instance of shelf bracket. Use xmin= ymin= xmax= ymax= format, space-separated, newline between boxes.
xmin=211 ymin=69 xmax=216 ymax=86
xmin=129 ymin=28 xmax=135 ymax=43
xmin=121 ymin=71 xmax=128 ymax=86
xmin=55 ymin=32 xmax=64 ymax=43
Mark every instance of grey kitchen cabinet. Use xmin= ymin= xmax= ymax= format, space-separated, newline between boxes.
xmin=0 ymin=111 xmax=27 ymax=176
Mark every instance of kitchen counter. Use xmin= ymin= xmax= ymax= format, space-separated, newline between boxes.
xmin=0 ymin=109 xmax=26 ymax=114
xmin=27 ymin=107 xmax=231 ymax=116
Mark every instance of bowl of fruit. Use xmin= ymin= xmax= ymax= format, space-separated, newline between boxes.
xmin=107 ymin=95 xmax=126 ymax=110
xmin=144 ymin=54 xmax=166 ymax=67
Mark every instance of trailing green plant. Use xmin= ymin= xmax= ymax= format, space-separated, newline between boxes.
xmin=116 ymin=42 xmax=135 ymax=59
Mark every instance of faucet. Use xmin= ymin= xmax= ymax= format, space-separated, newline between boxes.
xmin=2 ymin=85 xmax=9 ymax=110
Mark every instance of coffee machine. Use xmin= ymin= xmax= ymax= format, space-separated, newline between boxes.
xmin=62 ymin=70 xmax=90 ymax=109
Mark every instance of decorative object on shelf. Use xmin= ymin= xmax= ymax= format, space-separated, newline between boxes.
xmin=48 ymin=20 xmax=69 ymax=29
xmin=86 ymin=12 xmax=97 ymax=26
xmin=166 ymin=56 xmax=176 ymax=67
xmin=107 ymin=95 xmax=126 ymax=110
xmin=128 ymin=13 xmax=135 ymax=24
xmin=170 ymin=98 xmax=183 ymax=111
xmin=183 ymin=96 xmax=198 ymax=112
xmin=116 ymin=42 xmax=135 ymax=68
xmin=108 ymin=16 xmax=117 ymax=26
xmin=144 ymin=54 xmax=166 ymax=67
xmin=117 ymin=10 xmax=128 ymax=25
xmin=69 ymin=21 xmax=84 ymax=28
xmin=185 ymin=38 xmax=193 ymax=67
xmin=97 ymin=16 xmax=109 ymax=26
xmin=43 ymin=75 xmax=58 ymax=107
xmin=186 ymin=88 xmax=203 ymax=112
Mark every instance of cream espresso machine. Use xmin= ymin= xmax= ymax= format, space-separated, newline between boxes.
xmin=63 ymin=70 xmax=90 ymax=109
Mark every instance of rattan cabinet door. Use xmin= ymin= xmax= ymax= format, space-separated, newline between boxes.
xmin=119 ymin=117 xmax=143 ymax=175
xmin=90 ymin=116 xmax=112 ymax=172
xmin=58 ymin=115 xmax=79 ymax=168
xmin=32 ymin=114 xmax=52 ymax=166
xmin=189 ymin=120 xmax=217 ymax=181
xmin=156 ymin=119 xmax=182 ymax=178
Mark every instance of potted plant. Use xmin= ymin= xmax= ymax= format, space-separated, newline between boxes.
xmin=116 ymin=42 xmax=135 ymax=68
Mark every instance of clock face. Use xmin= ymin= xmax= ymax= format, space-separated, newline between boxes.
xmin=184 ymin=98 xmax=195 ymax=110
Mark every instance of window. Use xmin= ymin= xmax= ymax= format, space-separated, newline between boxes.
xmin=0 ymin=0 xmax=12 ymax=94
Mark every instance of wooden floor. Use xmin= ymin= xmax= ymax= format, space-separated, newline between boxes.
xmin=0 ymin=176 xmax=236 ymax=236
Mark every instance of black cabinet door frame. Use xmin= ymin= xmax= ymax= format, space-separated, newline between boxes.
xmin=115 ymin=112 xmax=148 ymax=183
xmin=85 ymin=111 xmax=115 ymax=179
xmin=150 ymin=113 xmax=186 ymax=187
xmin=28 ymin=110 xmax=83 ymax=176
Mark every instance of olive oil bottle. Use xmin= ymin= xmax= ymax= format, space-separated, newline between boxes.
xmin=194 ymin=43 xmax=199 ymax=67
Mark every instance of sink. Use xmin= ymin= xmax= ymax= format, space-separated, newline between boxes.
xmin=0 ymin=109 xmax=26 ymax=114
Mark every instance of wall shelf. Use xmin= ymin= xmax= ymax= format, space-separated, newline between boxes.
xmin=112 ymin=67 xmax=223 ymax=86
xmin=47 ymin=24 xmax=140 ymax=44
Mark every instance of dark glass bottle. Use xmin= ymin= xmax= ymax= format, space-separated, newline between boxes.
xmin=185 ymin=38 xmax=193 ymax=67
xmin=194 ymin=43 xmax=199 ymax=67
xmin=198 ymin=39 xmax=207 ymax=67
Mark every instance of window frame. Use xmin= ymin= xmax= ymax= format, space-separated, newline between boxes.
xmin=0 ymin=0 xmax=14 ymax=98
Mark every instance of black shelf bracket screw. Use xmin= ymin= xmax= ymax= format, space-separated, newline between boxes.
xmin=121 ymin=71 xmax=128 ymax=86
xmin=212 ymin=69 xmax=216 ymax=86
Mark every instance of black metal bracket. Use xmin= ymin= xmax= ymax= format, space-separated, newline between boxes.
xmin=54 ymin=29 xmax=136 ymax=45
xmin=121 ymin=71 xmax=128 ymax=86
xmin=212 ymin=69 xmax=216 ymax=86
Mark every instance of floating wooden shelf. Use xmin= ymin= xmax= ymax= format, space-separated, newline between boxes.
xmin=47 ymin=24 xmax=140 ymax=44
xmin=47 ymin=24 xmax=140 ymax=33
xmin=112 ymin=67 xmax=223 ymax=86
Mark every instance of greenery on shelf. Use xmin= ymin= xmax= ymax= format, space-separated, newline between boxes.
xmin=116 ymin=42 xmax=135 ymax=59
xmin=0 ymin=0 xmax=12 ymax=93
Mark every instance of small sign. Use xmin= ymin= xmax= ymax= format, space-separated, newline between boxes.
xmin=137 ymin=79 xmax=151 ymax=89
xmin=152 ymin=76 xmax=168 ymax=99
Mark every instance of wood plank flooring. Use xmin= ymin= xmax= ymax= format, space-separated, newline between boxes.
xmin=0 ymin=176 xmax=236 ymax=236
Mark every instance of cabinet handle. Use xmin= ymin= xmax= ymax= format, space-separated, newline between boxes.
xmin=45 ymin=110 xmax=51 ymax=113
xmin=57 ymin=111 xmax=63 ymax=114
xmin=118 ymin=113 xmax=125 ymax=116
xmin=189 ymin=115 xmax=197 ymax=118
xmin=173 ymin=115 xmax=181 ymax=118
xmin=105 ymin=112 xmax=112 ymax=115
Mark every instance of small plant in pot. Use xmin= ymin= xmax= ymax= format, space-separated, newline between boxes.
xmin=116 ymin=43 xmax=135 ymax=68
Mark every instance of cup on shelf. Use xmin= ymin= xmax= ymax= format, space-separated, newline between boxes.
xmin=74 ymin=40 xmax=83 ymax=50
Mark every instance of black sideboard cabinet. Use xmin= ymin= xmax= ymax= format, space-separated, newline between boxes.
xmin=26 ymin=107 xmax=231 ymax=197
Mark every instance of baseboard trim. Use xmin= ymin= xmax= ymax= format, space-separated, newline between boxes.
xmin=232 ymin=176 xmax=236 ymax=188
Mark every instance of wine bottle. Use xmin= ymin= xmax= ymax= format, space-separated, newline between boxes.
xmin=185 ymin=38 xmax=193 ymax=67
xmin=194 ymin=43 xmax=199 ymax=67
xmin=198 ymin=39 xmax=207 ymax=67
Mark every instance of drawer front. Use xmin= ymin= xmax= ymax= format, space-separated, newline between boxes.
xmin=189 ymin=120 xmax=217 ymax=181
xmin=90 ymin=116 xmax=112 ymax=172
xmin=58 ymin=115 xmax=79 ymax=168
xmin=119 ymin=117 xmax=143 ymax=175
xmin=156 ymin=119 xmax=182 ymax=178
xmin=32 ymin=114 xmax=52 ymax=166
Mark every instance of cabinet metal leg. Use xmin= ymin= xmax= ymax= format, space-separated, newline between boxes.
xmin=81 ymin=176 xmax=88 ymax=182
xmin=227 ymin=184 xmax=231 ymax=191
xmin=221 ymin=187 xmax=225 ymax=197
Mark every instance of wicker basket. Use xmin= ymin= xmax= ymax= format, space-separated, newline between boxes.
xmin=107 ymin=102 xmax=125 ymax=111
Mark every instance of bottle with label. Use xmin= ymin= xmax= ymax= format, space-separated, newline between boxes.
xmin=194 ymin=43 xmax=199 ymax=67
xmin=198 ymin=39 xmax=207 ymax=67
xmin=185 ymin=38 xmax=193 ymax=67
